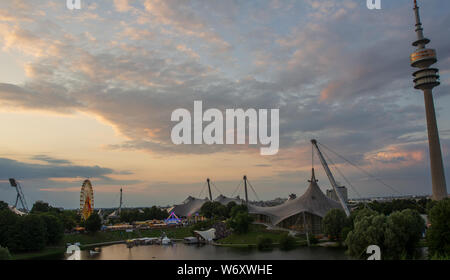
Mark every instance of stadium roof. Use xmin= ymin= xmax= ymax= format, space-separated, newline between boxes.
xmin=248 ymin=169 xmax=342 ymax=225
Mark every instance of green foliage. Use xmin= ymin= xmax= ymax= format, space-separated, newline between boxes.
xmin=0 ymin=201 xmax=8 ymax=211
xmin=345 ymin=209 xmax=425 ymax=260
xmin=0 ymin=209 xmax=19 ymax=248
xmin=345 ymin=213 xmax=387 ymax=259
xmin=8 ymin=214 xmax=47 ymax=252
xmin=200 ymin=201 xmax=228 ymax=219
xmin=228 ymin=211 xmax=253 ymax=234
xmin=279 ymin=234 xmax=296 ymax=250
xmin=229 ymin=204 xmax=248 ymax=218
xmin=85 ymin=212 xmax=102 ymax=233
xmin=0 ymin=246 xmax=11 ymax=260
xmin=426 ymin=199 xmax=450 ymax=257
xmin=119 ymin=206 xmax=168 ymax=223
xmin=40 ymin=213 xmax=64 ymax=245
xmin=384 ymin=209 xmax=425 ymax=259
xmin=354 ymin=199 xmax=430 ymax=215
xmin=256 ymin=236 xmax=273 ymax=250
xmin=322 ymin=209 xmax=349 ymax=241
xmin=191 ymin=219 xmax=218 ymax=233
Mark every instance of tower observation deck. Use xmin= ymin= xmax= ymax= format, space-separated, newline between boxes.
xmin=410 ymin=0 xmax=447 ymax=200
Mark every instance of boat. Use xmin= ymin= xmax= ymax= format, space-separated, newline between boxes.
xmin=126 ymin=239 xmax=134 ymax=248
xmin=183 ymin=237 xmax=198 ymax=244
xmin=89 ymin=247 xmax=101 ymax=255
xmin=161 ymin=236 xmax=172 ymax=245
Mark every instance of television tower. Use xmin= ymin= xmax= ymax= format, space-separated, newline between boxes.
xmin=410 ymin=0 xmax=447 ymax=200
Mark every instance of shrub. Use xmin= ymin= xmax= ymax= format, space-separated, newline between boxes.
xmin=257 ymin=236 xmax=273 ymax=250
xmin=279 ymin=234 xmax=296 ymax=250
xmin=0 ymin=246 xmax=11 ymax=260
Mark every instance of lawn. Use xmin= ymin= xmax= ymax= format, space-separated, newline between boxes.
xmin=217 ymin=224 xmax=303 ymax=246
xmin=64 ymin=226 xmax=194 ymax=246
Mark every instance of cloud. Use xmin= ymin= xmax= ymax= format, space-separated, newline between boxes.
xmin=31 ymin=155 xmax=72 ymax=165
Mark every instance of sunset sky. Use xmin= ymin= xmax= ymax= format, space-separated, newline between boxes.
xmin=0 ymin=0 xmax=449 ymax=209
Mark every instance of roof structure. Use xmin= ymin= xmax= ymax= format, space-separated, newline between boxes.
xmin=171 ymin=196 xmax=209 ymax=217
xmin=172 ymin=194 xmax=245 ymax=217
xmin=194 ymin=228 xmax=216 ymax=242
xmin=248 ymin=169 xmax=342 ymax=226
xmin=214 ymin=194 xmax=244 ymax=205
xmin=8 ymin=205 xmax=26 ymax=216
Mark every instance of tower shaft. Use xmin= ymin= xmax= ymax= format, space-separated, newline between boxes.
xmin=423 ymin=90 xmax=447 ymax=200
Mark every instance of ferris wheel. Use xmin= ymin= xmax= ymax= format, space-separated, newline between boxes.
xmin=80 ymin=179 xmax=94 ymax=220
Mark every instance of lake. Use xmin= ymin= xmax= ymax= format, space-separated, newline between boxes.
xmin=69 ymin=243 xmax=350 ymax=260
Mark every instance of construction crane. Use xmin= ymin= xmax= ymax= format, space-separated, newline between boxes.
xmin=9 ymin=178 xmax=29 ymax=213
xmin=311 ymin=140 xmax=351 ymax=217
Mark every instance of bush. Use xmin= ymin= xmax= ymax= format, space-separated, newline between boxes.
xmin=257 ymin=236 xmax=273 ymax=250
xmin=427 ymin=199 xmax=450 ymax=257
xmin=279 ymin=234 xmax=296 ymax=250
xmin=0 ymin=246 xmax=11 ymax=260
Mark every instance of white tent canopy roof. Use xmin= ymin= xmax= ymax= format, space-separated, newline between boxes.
xmin=248 ymin=169 xmax=342 ymax=226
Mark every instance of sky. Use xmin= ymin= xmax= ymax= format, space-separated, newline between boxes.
xmin=0 ymin=0 xmax=449 ymax=209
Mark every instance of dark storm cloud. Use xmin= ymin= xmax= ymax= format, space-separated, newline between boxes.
xmin=0 ymin=157 xmax=125 ymax=180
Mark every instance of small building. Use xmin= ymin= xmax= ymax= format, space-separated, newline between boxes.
xmin=194 ymin=228 xmax=216 ymax=243
xmin=326 ymin=186 xmax=348 ymax=203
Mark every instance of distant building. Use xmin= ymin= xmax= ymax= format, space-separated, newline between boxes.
xmin=326 ymin=186 xmax=348 ymax=204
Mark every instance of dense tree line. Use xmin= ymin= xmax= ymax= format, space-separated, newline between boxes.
xmin=354 ymin=198 xmax=431 ymax=215
xmin=0 ymin=200 xmax=76 ymax=253
xmin=322 ymin=203 xmax=440 ymax=259
xmin=119 ymin=206 xmax=168 ymax=223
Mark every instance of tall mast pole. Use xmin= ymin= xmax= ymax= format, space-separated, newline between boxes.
xmin=119 ymin=188 xmax=123 ymax=214
xmin=410 ymin=0 xmax=447 ymax=200
xmin=207 ymin=178 xmax=213 ymax=201
xmin=243 ymin=175 xmax=249 ymax=204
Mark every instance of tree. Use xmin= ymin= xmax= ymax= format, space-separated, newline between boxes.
xmin=8 ymin=214 xmax=47 ymax=252
xmin=427 ymin=199 xmax=450 ymax=257
xmin=0 ymin=209 xmax=19 ymax=248
xmin=0 ymin=246 xmax=11 ymax=260
xmin=345 ymin=213 xmax=386 ymax=259
xmin=31 ymin=201 xmax=51 ymax=213
xmin=226 ymin=202 xmax=237 ymax=217
xmin=0 ymin=201 xmax=8 ymax=211
xmin=40 ymin=213 xmax=64 ymax=245
xmin=384 ymin=209 xmax=425 ymax=259
xmin=200 ymin=202 xmax=227 ymax=219
xmin=322 ymin=209 xmax=348 ymax=241
xmin=228 ymin=211 xmax=253 ymax=234
xmin=85 ymin=212 xmax=102 ymax=233
xmin=229 ymin=204 xmax=248 ymax=218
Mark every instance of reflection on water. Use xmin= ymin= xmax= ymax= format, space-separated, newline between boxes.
xmin=74 ymin=243 xmax=349 ymax=260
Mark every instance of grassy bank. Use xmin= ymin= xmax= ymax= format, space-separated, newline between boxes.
xmin=64 ymin=226 xmax=193 ymax=246
xmin=217 ymin=224 xmax=305 ymax=246
xmin=11 ymin=247 xmax=66 ymax=260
